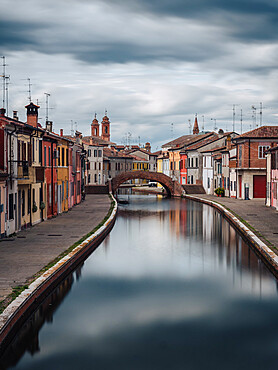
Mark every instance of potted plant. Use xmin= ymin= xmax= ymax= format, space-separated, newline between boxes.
xmin=32 ymin=202 xmax=38 ymax=213
xmin=40 ymin=202 xmax=46 ymax=210
xmin=215 ymin=187 xmax=225 ymax=197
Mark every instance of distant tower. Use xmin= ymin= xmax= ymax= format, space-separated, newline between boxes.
xmin=145 ymin=142 xmax=151 ymax=152
xmin=25 ymin=102 xmax=40 ymax=127
xmin=193 ymin=114 xmax=199 ymax=135
xmin=91 ymin=113 xmax=99 ymax=137
xmin=101 ymin=111 xmax=110 ymax=141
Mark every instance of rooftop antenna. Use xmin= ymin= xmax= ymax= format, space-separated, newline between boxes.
xmin=71 ymin=120 xmax=74 ymax=137
xmin=251 ymin=105 xmax=257 ymax=128
xmin=1 ymin=56 xmax=7 ymax=109
xmin=105 ymin=108 xmax=107 ymax=116
xmin=233 ymin=104 xmax=236 ymax=132
xmin=138 ymin=135 xmax=141 ymax=147
xmin=5 ymin=75 xmax=10 ymax=116
xmin=26 ymin=78 xmax=32 ymax=103
xmin=202 ymin=115 xmax=205 ymax=131
xmin=211 ymin=118 xmax=217 ymax=131
xmin=44 ymin=93 xmax=50 ymax=122
xmin=240 ymin=108 xmax=243 ymax=134
xmin=188 ymin=119 xmax=191 ymax=134
xmin=259 ymin=102 xmax=263 ymax=126
xmin=75 ymin=121 xmax=77 ymax=132
xmin=171 ymin=122 xmax=174 ymax=138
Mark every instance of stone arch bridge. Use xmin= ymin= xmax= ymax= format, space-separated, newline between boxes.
xmin=111 ymin=170 xmax=184 ymax=197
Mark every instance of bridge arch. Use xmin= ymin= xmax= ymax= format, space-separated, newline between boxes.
xmin=111 ymin=170 xmax=184 ymax=197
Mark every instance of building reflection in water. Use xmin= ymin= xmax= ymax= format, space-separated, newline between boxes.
xmin=166 ymin=199 xmax=277 ymax=296
xmin=0 ymin=264 xmax=83 ymax=369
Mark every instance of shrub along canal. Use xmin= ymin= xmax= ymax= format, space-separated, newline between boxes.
xmin=1 ymin=194 xmax=278 ymax=370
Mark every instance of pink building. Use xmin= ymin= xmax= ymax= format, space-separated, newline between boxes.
xmin=266 ymin=146 xmax=278 ymax=209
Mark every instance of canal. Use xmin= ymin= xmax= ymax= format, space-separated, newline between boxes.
xmin=1 ymin=194 xmax=278 ymax=370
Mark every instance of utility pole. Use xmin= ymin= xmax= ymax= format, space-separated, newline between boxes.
xmin=240 ymin=108 xmax=243 ymax=134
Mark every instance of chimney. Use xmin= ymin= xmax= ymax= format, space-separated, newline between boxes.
xmin=25 ymin=102 xmax=39 ymax=127
xmin=60 ymin=129 xmax=64 ymax=137
xmin=0 ymin=108 xmax=6 ymax=117
xmin=46 ymin=121 xmax=53 ymax=132
xmin=13 ymin=111 xmax=18 ymax=120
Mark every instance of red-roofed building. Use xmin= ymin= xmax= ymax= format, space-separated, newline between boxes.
xmin=232 ymin=126 xmax=278 ymax=199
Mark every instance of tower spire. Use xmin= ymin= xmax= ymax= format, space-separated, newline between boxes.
xmin=193 ymin=113 xmax=199 ymax=134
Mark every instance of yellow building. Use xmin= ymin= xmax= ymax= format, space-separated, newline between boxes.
xmin=56 ymin=135 xmax=70 ymax=214
xmin=17 ymin=103 xmax=46 ymax=228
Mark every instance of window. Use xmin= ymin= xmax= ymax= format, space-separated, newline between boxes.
xmin=9 ymin=194 xmax=14 ymax=220
xmin=94 ymin=174 xmax=97 ymax=183
xmin=195 ymin=158 xmax=198 ymax=167
xmin=58 ymin=148 xmax=60 ymax=166
xmin=62 ymin=181 xmax=64 ymax=201
xmin=208 ymin=177 xmax=210 ymax=189
xmin=62 ymin=148 xmax=65 ymax=166
xmin=88 ymin=174 xmax=91 ymax=183
xmin=44 ymin=146 xmax=47 ymax=166
xmin=48 ymin=147 xmax=51 ymax=167
xmin=99 ymin=162 xmax=101 ymax=170
xmin=94 ymin=149 xmax=97 ymax=157
xmin=88 ymin=149 xmax=91 ymax=157
xmin=258 ymin=145 xmax=270 ymax=159
xmin=98 ymin=150 xmax=102 ymax=157
xmin=66 ymin=149 xmax=69 ymax=166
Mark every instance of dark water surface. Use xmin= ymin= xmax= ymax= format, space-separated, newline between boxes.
xmin=2 ymin=195 xmax=278 ymax=370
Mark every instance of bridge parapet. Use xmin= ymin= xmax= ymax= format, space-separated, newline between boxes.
xmin=111 ymin=170 xmax=184 ymax=197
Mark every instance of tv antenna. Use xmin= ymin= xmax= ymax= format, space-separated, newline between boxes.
xmin=71 ymin=120 xmax=74 ymax=137
xmin=251 ymin=105 xmax=257 ymax=128
xmin=259 ymin=102 xmax=263 ymax=126
xmin=202 ymin=115 xmax=205 ymax=131
xmin=44 ymin=93 xmax=51 ymax=122
xmin=1 ymin=56 xmax=7 ymax=110
xmin=211 ymin=118 xmax=217 ymax=131
xmin=171 ymin=122 xmax=174 ymax=138
xmin=240 ymin=108 xmax=243 ymax=134
xmin=5 ymin=75 xmax=10 ymax=116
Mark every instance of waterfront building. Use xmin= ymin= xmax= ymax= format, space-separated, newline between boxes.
xmin=56 ymin=131 xmax=70 ymax=214
xmin=266 ymin=145 xmax=278 ymax=209
xmin=85 ymin=142 xmax=104 ymax=185
xmin=232 ymin=126 xmax=278 ymax=199
xmin=43 ymin=122 xmax=59 ymax=218
xmin=103 ymin=147 xmax=133 ymax=183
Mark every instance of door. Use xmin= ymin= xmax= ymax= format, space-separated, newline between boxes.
xmin=253 ymin=175 xmax=266 ymax=198
xmin=239 ymin=175 xmax=242 ymax=198
xmin=18 ymin=191 xmax=21 ymax=230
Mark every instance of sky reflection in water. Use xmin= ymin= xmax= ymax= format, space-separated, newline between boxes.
xmin=7 ymin=195 xmax=278 ymax=370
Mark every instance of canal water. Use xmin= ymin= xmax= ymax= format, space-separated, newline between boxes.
xmin=1 ymin=194 xmax=278 ymax=370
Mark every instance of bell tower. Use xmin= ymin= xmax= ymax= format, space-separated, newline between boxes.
xmin=91 ymin=113 xmax=99 ymax=137
xmin=101 ymin=111 xmax=110 ymax=141
xmin=193 ymin=114 xmax=199 ymax=135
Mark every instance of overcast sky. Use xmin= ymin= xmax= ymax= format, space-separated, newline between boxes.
xmin=1 ymin=0 xmax=278 ymax=149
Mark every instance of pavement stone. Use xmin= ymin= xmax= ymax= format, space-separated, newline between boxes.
xmin=0 ymin=194 xmax=110 ymax=302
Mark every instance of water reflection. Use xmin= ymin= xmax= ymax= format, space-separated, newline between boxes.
xmin=1 ymin=195 xmax=278 ymax=370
